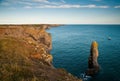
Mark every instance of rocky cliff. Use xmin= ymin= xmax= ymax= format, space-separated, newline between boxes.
xmin=0 ymin=25 xmax=82 ymax=81
xmin=86 ymin=41 xmax=100 ymax=76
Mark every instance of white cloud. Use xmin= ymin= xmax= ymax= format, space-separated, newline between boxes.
xmin=33 ymin=0 xmax=65 ymax=5
xmin=33 ymin=0 xmax=66 ymax=4
xmin=79 ymin=4 xmax=109 ymax=8
xmin=33 ymin=0 xmax=49 ymax=3
xmin=35 ymin=4 xmax=109 ymax=8
xmin=98 ymin=6 xmax=109 ymax=8
xmin=18 ymin=1 xmax=33 ymax=5
xmin=114 ymin=5 xmax=120 ymax=8
xmin=36 ymin=4 xmax=80 ymax=8
xmin=0 ymin=0 xmax=109 ymax=9
xmin=24 ymin=6 xmax=32 ymax=9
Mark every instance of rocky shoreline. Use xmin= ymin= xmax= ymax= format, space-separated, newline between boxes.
xmin=0 ymin=24 xmax=82 ymax=81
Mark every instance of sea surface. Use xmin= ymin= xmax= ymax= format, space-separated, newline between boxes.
xmin=47 ymin=25 xmax=120 ymax=81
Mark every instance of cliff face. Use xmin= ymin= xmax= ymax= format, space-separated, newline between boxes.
xmin=0 ymin=25 xmax=82 ymax=81
xmin=0 ymin=26 xmax=52 ymax=65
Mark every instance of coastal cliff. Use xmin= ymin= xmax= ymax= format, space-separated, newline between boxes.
xmin=0 ymin=25 xmax=82 ymax=81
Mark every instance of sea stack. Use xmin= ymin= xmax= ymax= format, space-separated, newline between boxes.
xmin=86 ymin=41 xmax=100 ymax=76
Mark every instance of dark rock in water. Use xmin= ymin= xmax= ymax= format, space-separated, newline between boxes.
xmin=80 ymin=73 xmax=91 ymax=81
xmin=86 ymin=41 xmax=100 ymax=76
xmin=108 ymin=37 xmax=111 ymax=40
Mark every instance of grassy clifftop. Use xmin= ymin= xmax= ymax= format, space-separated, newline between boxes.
xmin=0 ymin=25 xmax=82 ymax=81
xmin=0 ymin=37 xmax=34 ymax=81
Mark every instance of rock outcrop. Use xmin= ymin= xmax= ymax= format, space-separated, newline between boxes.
xmin=86 ymin=41 xmax=100 ymax=76
xmin=0 ymin=24 xmax=82 ymax=81
xmin=0 ymin=26 xmax=53 ymax=64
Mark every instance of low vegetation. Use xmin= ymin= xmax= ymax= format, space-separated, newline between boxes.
xmin=0 ymin=25 xmax=82 ymax=81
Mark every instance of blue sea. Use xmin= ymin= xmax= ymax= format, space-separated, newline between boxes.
xmin=47 ymin=25 xmax=120 ymax=81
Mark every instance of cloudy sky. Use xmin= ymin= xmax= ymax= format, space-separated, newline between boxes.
xmin=0 ymin=0 xmax=120 ymax=24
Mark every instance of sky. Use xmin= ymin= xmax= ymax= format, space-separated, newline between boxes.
xmin=0 ymin=0 xmax=120 ymax=24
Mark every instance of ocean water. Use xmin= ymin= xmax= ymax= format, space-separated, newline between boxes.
xmin=47 ymin=25 xmax=120 ymax=81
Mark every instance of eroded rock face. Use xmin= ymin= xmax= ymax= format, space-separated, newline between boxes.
xmin=0 ymin=26 xmax=52 ymax=65
xmin=86 ymin=41 xmax=100 ymax=76
xmin=0 ymin=25 xmax=82 ymax=81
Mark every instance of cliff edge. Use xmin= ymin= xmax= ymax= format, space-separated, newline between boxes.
xmin=0 ymin=25 xmax=82 ymax=81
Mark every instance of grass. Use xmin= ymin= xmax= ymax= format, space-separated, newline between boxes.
xmin=0 ymin=37 xmax=36 ymax=81
xmin=0 ymin=35 xmax=82 ymax=81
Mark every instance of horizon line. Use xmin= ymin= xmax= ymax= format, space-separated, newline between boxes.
xmin=0 ymin=23 xmax=120 ymax=25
